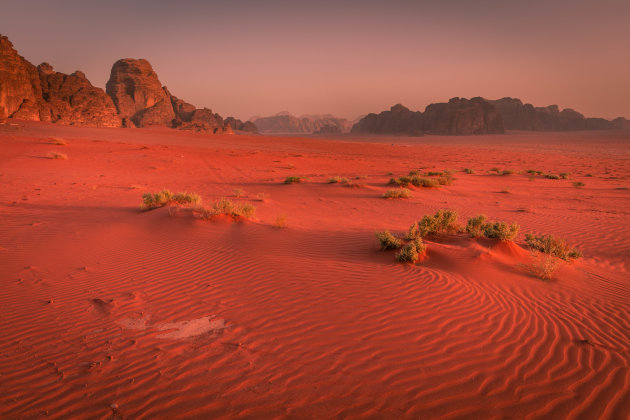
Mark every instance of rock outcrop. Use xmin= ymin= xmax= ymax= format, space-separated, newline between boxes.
xmin=488 ymin=97 xmax=620 ymax=131
xmin=250 ymin=112 xmax=352 ymax=134
xmin=225 ymin=117 xmax=258 ymax=133
xmin=105 ymin=59 xmax=175 ymax=128
xmin=352 ymin=98 xmax=503 ymax=135
xmin=0 ymin=35 xmax=45 ymax=120
xmin=351 ymin=104 xmax=423 ymax=135
xmin=422 ymin=97 xmax=504 ymax=135
xmin=38 ymin=63 xmax=121 ymax=127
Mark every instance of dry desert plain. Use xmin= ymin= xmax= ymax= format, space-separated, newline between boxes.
xmin=0 ymin=121 xmax=629 ymax=419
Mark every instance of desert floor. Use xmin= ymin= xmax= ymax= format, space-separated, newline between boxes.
xmin=1 ymin=122 xmax=628 ymax=419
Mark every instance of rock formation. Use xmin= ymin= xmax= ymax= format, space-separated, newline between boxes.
xmin=105 ymin=59 xmax=176 ymax=128
xmin=422 ymin=97 xmax=504 ymax=135
xmin=225 ymin=117 xmax=258 ymax=133
xmin=488 ymin=97 xmax=619 ymax=131
xmin=251 ymin=112 xmax=352 ymax=134
xmin=351 ymin=104 xmax=423 ymax=135
xmin=38 ymin=63 xmax=121 ymax=127
xmin=352 ymin=98 xmax=503 ymax=135
xmin=0 ymin=35 xmax=45 ymax=120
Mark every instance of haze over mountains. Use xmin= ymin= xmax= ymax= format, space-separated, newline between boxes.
xmin=1 ymin=34 xmax=628 ymax=136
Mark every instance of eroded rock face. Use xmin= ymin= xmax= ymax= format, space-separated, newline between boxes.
xmin=422 ymin=97 xmax=504 ymax=135
xmin=106 ymin=58 xmax=175 ymax=127
xmin=38 ymin=63 xmax=121 ymax=127
xmin=351 ymin=104 xmax=423 ymax=135
xmin=0 ymin=35 xmax=44 ymax=120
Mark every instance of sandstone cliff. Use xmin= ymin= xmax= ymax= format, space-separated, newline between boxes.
xmin=225 ymin=117 xmax=258 ymax=133
xmin=351 ymin=104 xmax=423 ymax=135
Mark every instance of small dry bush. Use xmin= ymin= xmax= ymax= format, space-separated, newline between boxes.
xmin=233 ymin=188 xmax=244 ymax=197
xmin=274 ymin=214 xmax=288 ymax=228
xmin=375 ymin=230 xmax=402 ymax=250
xmin=483 ymin=221 xmax=520 ymax=241
xmin=524 ymin=251 xmax=562 ymax=281
xmin=463 ymin=168 xmax=475 ymax=174
xmin=284 ymin=176 xmax=305 ymax=184
xmin=407 ymin=209 xmax=460 ymax=239
xmin=49 ymin=137 xmax=67 ymax=145
xmin=425 ymin=171 xmax=443 ymax=176
xmin=141 ymin=190 xmax=201 ymax=210
xmin=466 ymin=215 xmax=519 ymax=241
xmin=383 ymin=188 xmax=413 ymax=199
xmin=396 ymin=238 xmax=426 ymax=263
xmin=573 ymin=181 xmax=585 ymax=188
xmin=559 ymin=172 xmax=570 ymax=179
xmin=525 ymin=234 xmax=582 ymax=261
xmin=328 ymin=176 xmax=347 ymax=183
xmin=501 ymin=169 xmax=515 ymax=176
xmin=48 ymin=152 xmax=68 ymax=160
xmin=197 ymin=198 xmax=257 ymax=219
xmin=437 ymin=175 xmax=453 ymax=185
xmin=544 ymin=173 xmax=560 ymax=180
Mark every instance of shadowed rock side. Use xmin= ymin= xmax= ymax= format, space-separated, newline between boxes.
xmin=38 ymin=63 xmax=121 ymax=127
xmin=489 ymin=97 xmax=629 ymax=131
xmin=0 ymin=35 xmax=45 ymax=120
xmin=250 ymin=112 xmax=352 ymax=134
xmin=352 ymin=98 xmax=503 ymax=135
xmin=225 ymin=117 xmax=258 ymax=133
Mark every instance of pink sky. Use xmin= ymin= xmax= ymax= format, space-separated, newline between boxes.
xmin=2 ymin=0 xmax=629 ymax=121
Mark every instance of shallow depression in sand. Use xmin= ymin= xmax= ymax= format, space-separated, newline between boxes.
xmin=119 ymin=315 xmax=227 ymax=339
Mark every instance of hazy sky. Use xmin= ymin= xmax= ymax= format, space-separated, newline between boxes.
xmin=2 ymin=0 xmax=629 ymax=120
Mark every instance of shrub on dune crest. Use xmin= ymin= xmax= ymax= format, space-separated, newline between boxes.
xmin=465 ymin=214 xmax=487 ymax=238
xmin=396 ymin=238 xmax=426 ymax=263
xmin=407 ymin=209 xmax=460 ymax=239
xmin=525 ymin=234 xmax=582 ymax=261
xmin=141 ymin=190 xmax=201 ymax=210
xmin=195 ymin=198 xmax=256 ymax=220
xmin=465 ymin=215 xmax=519 ymax=241
xmin=375 ymin=230 xmax=402 ymax=250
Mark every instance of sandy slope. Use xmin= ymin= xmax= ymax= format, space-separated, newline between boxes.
xmin=0 ymin=121 xmax=628 ymax=419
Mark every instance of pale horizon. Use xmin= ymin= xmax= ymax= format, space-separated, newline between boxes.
xmin=2 ymin=0 xmax=629 ymax=121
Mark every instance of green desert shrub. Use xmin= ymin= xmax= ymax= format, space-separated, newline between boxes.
xmin=171 ymin=192 xmax=201 ymax=206
xmin=527 ymin=170 xmax=544 ymax=176
xmin=407 ymin=209 xmax=459 ymax=239
xmin=383 ymin=188 xmax=413 ymax=199
xmin=525 ymin=234 xmax=582 ymax=261
xmin=284 ymin=176 xmax=305 ymax=184
xmin=466 ymin=215 xmax=519 ymax=241
xmin=483 ymin=221 xmax=520 ymax=241
xmin=465 ymin=214 xmax=487 ymax=238
xmin=197 ymin=198 xmax=256 ymax=219
xmin=425 ymin=171 xmax=444 ymax=176
xmin=396 ymin=238 xmax=426 ymax=263
xmin=142 ymin=190 xmax=202 ymax=210
xmin=375 ymin=230 xmax=402 ymax=250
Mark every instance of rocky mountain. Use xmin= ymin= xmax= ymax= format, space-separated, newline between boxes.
xmin=225 ymin=117 xmax=258 ymax=133
xmin=250 ymin=112 xmax=352 ymax=134
xmin=488 ymin=97 xmax=623 ymax=131
xmin=351 ymin=98 xmax=503 ymax=135
xmin=1 ymin=34 xmax=234 ymax=133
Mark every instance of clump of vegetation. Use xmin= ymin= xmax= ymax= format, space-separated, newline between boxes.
xmin=274 ymin=214 xmax=288 ymax=228
xmin=284 ymin=176 xmax=306 ymax=184
xmin=408 ymin=170 xmax=421 ymax=176
xmin=407 ymin=209 xmax=460 ymax=239
xmin=527 ymin=170 xmax=543 ymax=176
xmin=463 ymin=168 xmax=475 ymax=174
xmin=543 ymin=173 xmax=561 ymax=180
xmin=501 ymin=169 xmax=515 ymax=176
xmin=141 ymin=190 xmax=201 ymax=210
xmin=559 ymin=172 xmax=570 ymax=179
xmin=383 ymin=188 xmax=413 ymax=199
xmin=389 ymin=175 xmax=439 ymax=188
xmin=196 ymin=198 xmax=256 ymax=219
xmin=465 ymin=214 xmax=487 ymax=238
xmin=525 ymin=234 xmax=582 ymax=261
xmin=48 ymin=152 xmax=68 ymax=160
xmin=425 ymin=171 xmax=444 ymax=176
xmin=396 ymin=238 xmax=426 ymax=263
xmin=573 ymin=182 xmax=585 ymax=188
xmin=525 ymin=251 xmax=562 ymax=281
xmin=49 ymin=137 xmax=67 ymax=145
xmin=328 ymin=176 xmax=350 ymax=184
xmin=465 ymin=215 xmax=519 ymax=241
xmin=490 ymin=167 xmax=501 ymax=173
xmin=375 ymin=230 xmax=402 ymax=250
xmin=585 ymin=173 xmax=593 ymax=177
xmin=483 ymin=221 xmax=520 ymax=241
xmin=233 ymin=188 xmax=244 ymax=197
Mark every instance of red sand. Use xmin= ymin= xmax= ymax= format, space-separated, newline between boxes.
xmin=1 ymin=122 xmax=628 ymax=419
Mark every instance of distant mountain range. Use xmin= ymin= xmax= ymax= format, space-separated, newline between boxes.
xmin=352 ymin=98 xmax=629 ymax=136
xmin=249 ymin=112 xmax=353 ymax=134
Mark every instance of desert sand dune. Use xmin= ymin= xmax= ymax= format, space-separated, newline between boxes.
xmin=0 ymin=122 xmax=628 ymax=418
